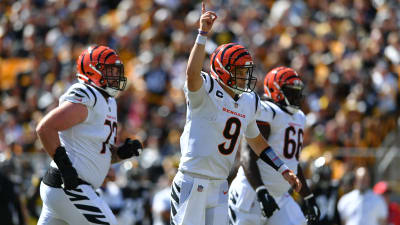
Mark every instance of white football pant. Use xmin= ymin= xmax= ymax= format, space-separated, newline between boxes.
xmin=38 ymin=182 xmax=117 ymax=225
xmin=170 ymin=171 xmax=229 ymax=225
xmin=228 ymin=181 xmax=306 ymax=225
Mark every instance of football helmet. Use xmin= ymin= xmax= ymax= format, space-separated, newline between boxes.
xmin=264 ymin=66 xmax=304 ymax=113
xmin=76 ymin=45 xmax=127 ymax=97
xmin=210 ymin=43 xmax=256 ymax=94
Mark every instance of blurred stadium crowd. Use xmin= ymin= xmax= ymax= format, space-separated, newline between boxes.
xmin=0 ymin=0 xmax=400 ymax=224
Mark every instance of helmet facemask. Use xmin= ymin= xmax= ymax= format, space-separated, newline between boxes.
xmin=280 ymin=81 xmax=304 ymax=112
xmin=228 ymin=64 xmax=257 ymax=94
xmin=92 ymin=62 xmax=127 ymax=97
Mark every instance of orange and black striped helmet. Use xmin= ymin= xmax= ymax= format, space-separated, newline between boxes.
xmin=210 ymin=43 xmax=256 ymax=93
xmin=264 ymin=66 xmax=304 ymax=109
xmin=76 ymin=45 xmax=126 ymax=97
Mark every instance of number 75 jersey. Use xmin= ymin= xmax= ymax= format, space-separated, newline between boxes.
xmin=52 ymin=82 xmax=118 ymax=189
xmin=179 ymin=73 xmax=261 ymax=179
xmin=245 ymin=100 xmax=305 ymax=198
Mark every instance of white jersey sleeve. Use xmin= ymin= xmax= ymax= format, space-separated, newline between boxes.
xmin=183 ymin=71 xmax=213 ymax=109
xmin=244 ymin=93 xmax=261 ymax=139
xmin=60 ymin=83 xmax=97 ymax=123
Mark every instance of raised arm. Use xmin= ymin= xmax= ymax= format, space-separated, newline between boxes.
xmin=186 ymin=2 xmax=217 ymax=92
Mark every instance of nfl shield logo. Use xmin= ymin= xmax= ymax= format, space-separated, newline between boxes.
xmin=197 ymin=185 xmax=204 ymax=192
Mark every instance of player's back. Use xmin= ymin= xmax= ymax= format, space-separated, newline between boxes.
xmin=179 ymin=73 xmax=259 ymax=179
xmin=52 ymin=82 xmax=118 ymax=188
xmin=237 ymin=100 xmax=305 ymax=198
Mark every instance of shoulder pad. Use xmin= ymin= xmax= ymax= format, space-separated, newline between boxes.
xmin=62 ymin=83 xmax=97 ymax=108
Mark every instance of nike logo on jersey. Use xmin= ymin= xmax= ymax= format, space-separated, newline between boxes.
xmin=223 ymin=107 xmax=246 ymax=118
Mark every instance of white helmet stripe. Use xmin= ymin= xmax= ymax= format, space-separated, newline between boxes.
xmin=215 ymin=58 xmax=230 ymax=75
xmin=264 ymin=85 xmax=272 ymax=97
xmin=273 ymin=81 xmax=290 ymax=106
xmin=89 ymin=63 xmax=102 ymax=75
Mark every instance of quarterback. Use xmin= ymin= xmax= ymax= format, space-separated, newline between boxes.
xmin=170 ymin=3 xmax=301 ymax=225
xmin=36 ymin=45 xmax=142 ymax=225
xmin=229 ymin=67 xmax=320 ymax=225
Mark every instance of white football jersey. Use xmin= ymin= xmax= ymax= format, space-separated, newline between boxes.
xmin=179 ymin=72 xmax=261 ymax=179
xmin=50 ymin=82 xmax=118 ymax=189
xmin=236 ymin=100 xmax=306 ymax=199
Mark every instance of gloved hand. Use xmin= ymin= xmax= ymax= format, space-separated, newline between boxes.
xmin=53 ymin=146 xmax=79 ymax=190
xmin=256 ymin=186 xmax=279 ymax=218
xmin=117 ymin=138 xmax=143 ymax=159
xmin=303 ymin=194 xmax=320 ymax=225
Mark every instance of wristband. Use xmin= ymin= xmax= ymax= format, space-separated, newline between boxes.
xmin=259 ymin=146 xmax=284 ymax=171
xmin=278 ymin=164 xmax=290 ymax=174
xmin=196 ymin=34 xmax=207 ymax=45
xmin=256 ymin=186 xmax=267 ymax=193
xmin=198 ymin=29 xmax=208 ymax=36
xmin=53 ymin=146 xmax=74 ymax=172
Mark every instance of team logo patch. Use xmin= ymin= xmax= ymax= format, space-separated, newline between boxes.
xmin=197 ymin=185 xmax=204 ymax=192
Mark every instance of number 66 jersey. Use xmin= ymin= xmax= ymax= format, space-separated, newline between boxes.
xmin=236 ymin=99 xmax=306 ymax=200
xmin=178 ymin=72 xmax=261 ymax=179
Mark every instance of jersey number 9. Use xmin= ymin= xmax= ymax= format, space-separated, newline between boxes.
xmin=218 ymin=117 xmax=241 ymax=155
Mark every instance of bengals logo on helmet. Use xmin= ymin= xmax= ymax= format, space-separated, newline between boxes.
xmin=264 ymin=66 xmax=304 ymax=110
xmin=76 ymin=45 xmax=127 ymax=97
xmin=210 ymin=43 xmax=256 ymax=94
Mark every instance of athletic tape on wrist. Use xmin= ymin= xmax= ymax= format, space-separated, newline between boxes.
xmin=196 ymin=34 xmax=207 ymax=45
xmin=278 ymin=164 xmax=290 ymax=174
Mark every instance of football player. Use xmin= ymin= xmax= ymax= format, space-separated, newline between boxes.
xmin=228 ymin=67 xmax=320 ymax=225
xmin=170 ymin=3 xmax=301 ymax=225
xmin=36 ymin=45 xmax=143 ymax=225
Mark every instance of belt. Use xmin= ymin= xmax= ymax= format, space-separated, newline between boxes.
xmin=42 ymin=167 xmax=90 ymax=188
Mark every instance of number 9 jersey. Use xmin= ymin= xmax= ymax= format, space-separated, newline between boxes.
xmin=50 ymin=82 xmax=118 ymax=189
xmin=179 ymin=72 xmax=261 ymax=179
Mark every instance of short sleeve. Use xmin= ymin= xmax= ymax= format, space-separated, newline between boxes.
xmin=60 ymin=83 xmax=96 ymax=108
xmin=59 ymin=83 xmax=97 ymax=123
xmin=259 ymin=101 xmax=277 ymax=121
xmin=337 ymin=195 xmax=348 ymax=219
xmin=245 ymin=117 xmax=260 ymax=138
xmin=245 ymin=94 xmax=261 ymax=138
xmin=183 ymin=72 xmax=213 ymax=109
xmin=375 ymin=194 xmax=388 ymax=219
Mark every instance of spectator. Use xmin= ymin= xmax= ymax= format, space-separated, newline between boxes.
xmin=373 ymin=181 xmax=400 ymax=225
xmin=338 ymin=167 xmax=387 ymax=225
xmin=0 ymin=170 xmax=26 ymax=225
xmin=152 ymin=156 xmax=178 ymax=225
xmin=309 ymin=158 xmax=341 ymax=225
xmin=0 ymin=0 xmax=400 ymax=223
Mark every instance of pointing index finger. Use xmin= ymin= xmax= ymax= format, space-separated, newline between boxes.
xmin=202 ymin=2 xmax=205 ymax=14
